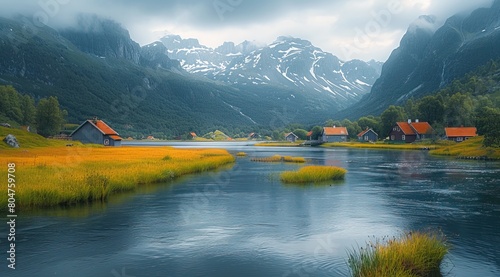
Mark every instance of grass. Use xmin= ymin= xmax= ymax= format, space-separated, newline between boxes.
xmin=254 ymin=142 xmax=303 ymax=147
xmin=430 ymin=136 xmax=500 ymax=160
xmin=1 ymin=126 xmax=80 ymax=149
xmin=347 ymin=231 xmax=448 ymax=277
xmin=236 ymin=152 xmax=247 ymax=157
xmin=251 ymin=155 xmax=306 ymax=163
xmin=280 ymin=165 xmax=346 ymax=183
xmin=322 ymin=141 xmax=439 ymax=150
xmin=0 ymin=146 xmax=235 ymax=210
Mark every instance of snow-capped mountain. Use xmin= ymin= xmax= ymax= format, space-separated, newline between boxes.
xmin=160 ymin=35 xmax=259 ymax=76
xmin=161 ymin=35 xmax=382 ymax=106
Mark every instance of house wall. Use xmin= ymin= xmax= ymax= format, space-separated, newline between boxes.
xmin=389 ymin=129 xmax=416 ymax=143
xmin=103 ymin=135 xmax=122 ymax=146
xmin=72 ymin=123 xmax=104 ymax=145
xmin=322 ymin=135 xmax=347 ymax=142
xmin=447 ymin=136 xmax=471 ymax=142
xmin=359 ymin=131 xmax=378 ymax=142
xmin=286 ymin=135 xmax=296 ymax=142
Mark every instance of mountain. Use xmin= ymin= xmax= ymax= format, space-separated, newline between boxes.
xmin=0 ymin=15 xmax=346 ymax=137
xmin=161 ymin=35 xmax=383 ymax=109
xmin=341 ymin=0 xmax=500 ymax=119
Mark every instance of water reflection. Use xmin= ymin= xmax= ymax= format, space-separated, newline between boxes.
xmin=5 ymin=144 xmax=500 ymax=277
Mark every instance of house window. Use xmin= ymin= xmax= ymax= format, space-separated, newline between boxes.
xmin=391 ymin=135 xmax=395 ymax=141
xmin=364 ymin=135 xmax=369 ymax=141
xmin=457 ymin=137 xmax=463 ymax=142
xmin=393 ymin=127 xmax=396 ymax=131
xmin=402 ymin=135 xmax=406 ymax=141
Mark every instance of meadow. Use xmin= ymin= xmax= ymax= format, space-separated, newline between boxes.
xmin=348 ymin=231 xmax=448 ymax=277
xmin=251 ymin=155 xmax=306 ymax=163
xmin=280 ymin=165 xmax=347 ymax=183
xmin=0 ymin=144 xmax=234 ymax=210
xmin=321 ymin=141 xmax=440 ymax=150
xmin=430 ymin=136 xmax=500 ymax=160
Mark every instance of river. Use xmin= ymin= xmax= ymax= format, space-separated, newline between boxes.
xmin=3 ymin=142 xmax=500 ymax=277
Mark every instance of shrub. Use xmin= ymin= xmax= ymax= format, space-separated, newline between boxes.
xmin=280 ymin=165 xmax=346 ymax=183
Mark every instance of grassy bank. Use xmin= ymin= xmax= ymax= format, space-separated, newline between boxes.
xmin=430 ymin=136 xmax=500 ymax=160
xmin=0 ymin=146 xmax=235 ymax=210
xmin=348 ymin=231 xmax=448 ymax=277
xmin=254 ymin=142 xmax=303 ymax=147
xmin=322 ymin=141 xmax=440 ymax=150
xmin=0 ymin=126 xmax=79 ymax=149
xmin=280 ymin=165 xmax=346 ymax=183
xmin=251 ymin=155 xmax=306 ymax=163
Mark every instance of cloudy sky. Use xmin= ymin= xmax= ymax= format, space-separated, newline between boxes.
xmin=0 ymin=0 xmax=495 ymax=61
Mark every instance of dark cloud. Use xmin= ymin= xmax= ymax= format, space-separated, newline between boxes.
xmin=0 ymin=0 xmax=495 ymax=61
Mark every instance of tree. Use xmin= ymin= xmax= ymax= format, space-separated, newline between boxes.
xmin=380 ymin=105 xmax=407 ymax=137
xmin=476 ymin=107 xmax=500 ymax=147
xmin=417 ymin=96 xmax=444 ymax=124
xmin=311 ymin=126 xmax=323 ymax=140
xmin=36 ymin=96 xmax=65 ymax=137
xmin=444 ymin=93 xmax=474 ymax=127
xmin=357 ymin=116 xmax=381 ymax=136
xmin=21 ymin=95 xmax=36 ymax=126
xmin=0 ymin=85 xmax=22 ymax=123
xmin=293 ymin=129 xmax=308 ymax=140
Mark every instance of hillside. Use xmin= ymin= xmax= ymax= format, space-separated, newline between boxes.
xmin=340 ymin=0 xmax=500 ymax=119
xmin=0 ymin=16 xmax=345 ymax=138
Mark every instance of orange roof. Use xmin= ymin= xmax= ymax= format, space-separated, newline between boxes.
xmin=92 ymin=120 xmax=119 ymax=135
xmin=396 ymin=122 xmax=415 ymax=135
xmin=109 ymin=135 xmax=122 ymax=141
xmin=190 ymin=132 xmax=197 ymax=137
xmin=323 ymin=127 xmax=348 ymax=136
xmin=306 ymin=131 xmax=313 ymax=137
xmin=445 ymin=127 xmax=477 ymax=138
xmin=411 ymin=122 xmax=434 ymax=135
xmin=396 ymin=122 xmax=433 ymax=135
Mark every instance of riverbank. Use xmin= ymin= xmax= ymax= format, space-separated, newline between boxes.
xmin=430 ymin=136 xmax=500 ymax=160
xmin=321 ymin=141 xmax=440 ymax=150
xmin=0 ymin=143 xmax=235 ymax=210
xmin=254 ymin=142 xmax=303 ymax=147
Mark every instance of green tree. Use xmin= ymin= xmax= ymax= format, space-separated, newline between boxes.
xmin=311 ymin=126 xmax=323 ymax=140
xmin=380 ymin=105 xmax=407 ymax=137
xmin=21 ymin=95 xmax=37 ymax=126
xmin=36 ymin=96 xmax=65 ymax=137
xmin=293 ymin=129 xmax=308 ymax=140
xmin=417 ymin=96 xmax=444 ymax=124
xmin=476 ymin=107 xmax=500 ymax=147
xmin=357 ymin=116 xmax=381 ymax=136
xmin=444 ymin=93 xmax=474 ymax=127
xmin=0 ymin=85 xmax=23 ymax=123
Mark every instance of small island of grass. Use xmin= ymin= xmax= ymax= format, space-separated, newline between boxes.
xmin=251 ymin=155 xmax=306 ymax=163
xmin=348 ymin=231 xmax=448 ymax=277
xmin=280 ymin=165 xmax=346 ymax=183
xmin=236 ymin=152 xmax=247 ymax=157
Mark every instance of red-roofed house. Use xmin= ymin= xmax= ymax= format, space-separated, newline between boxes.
xmin=70 ymin=118 xmax=122 ymax=146
xmin=321 ymin=126 xmax=348 ymax=142
xmin=445 ymin=127 xmax=477 ymax=142
xmin=190 ymin=132 xmax=197 ymax=138
xmin=357 ymin=128 xmax=378 ymax=142
xmin=389 ymin=120 xmax=434 ymax=143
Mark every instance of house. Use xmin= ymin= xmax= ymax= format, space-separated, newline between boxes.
xmin=445 ymin=127 xmax=477 ymax=142
xmin=321 ymin=126 xmax=348 ymax=142
xmin=190 ymin=132 xmax=197 ymax=139
xmin=389 ymin=120 xmax=434 ymax=143
xmin=285 ymin=132 xmax=299 ymax=143
xmin=306 ymin=131 xmax=313 ymax=140
xmin=70 ymin=118 xmax=122 ymax=146
xmin=357 ymin=128 xmax=378 ymax=142
xmin=248 ymin=132 xmax=259 ymax=139
xmin=146 ymin=136 xmax=156 ymax=140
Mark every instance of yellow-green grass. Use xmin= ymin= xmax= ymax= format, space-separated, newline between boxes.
xmin=236 ymin=152 xmax=248 ymax=157
xmin=430 ymin=136 xmax=500 ymax=160
xmin=322 ymin=141 xmax=439 ymax=150
xmin=0 ymin=126 xmax=84 ymax=149
xmin=348 ymin=231 xmax=448 ymax=277
xmin=251 ymin=155 xmax=306 ymax=163
xmin=0 ymin=146 xmax=235 ymax=210
xmin=254 ymin=142 xmax=303 ymax=147
xmin=280 ymin=165 xmax=346 ymax=183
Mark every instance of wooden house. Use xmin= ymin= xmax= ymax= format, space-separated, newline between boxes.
xmin=357 ymin=128 xmax=378 ymax=142
xmin=389 ymin=120 xmax=433 ymax=143
xmin=70 ymin=118 xmax=122 ymax=146
xmin=285 ymin=132 xmax=299 ymax=143
xmin=321 ymin=126 xmax=348 ymax=143
xmin=445 ymin=127 xmax=477 ymax=142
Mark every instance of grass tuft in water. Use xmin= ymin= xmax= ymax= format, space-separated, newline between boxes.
xmin=251 ymin=155 xmax=306 ymax=163
xmin=280 ymin=165 xmax=346 ymax=183
xmin=347 ymin=231 xmax=448 ymax=277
